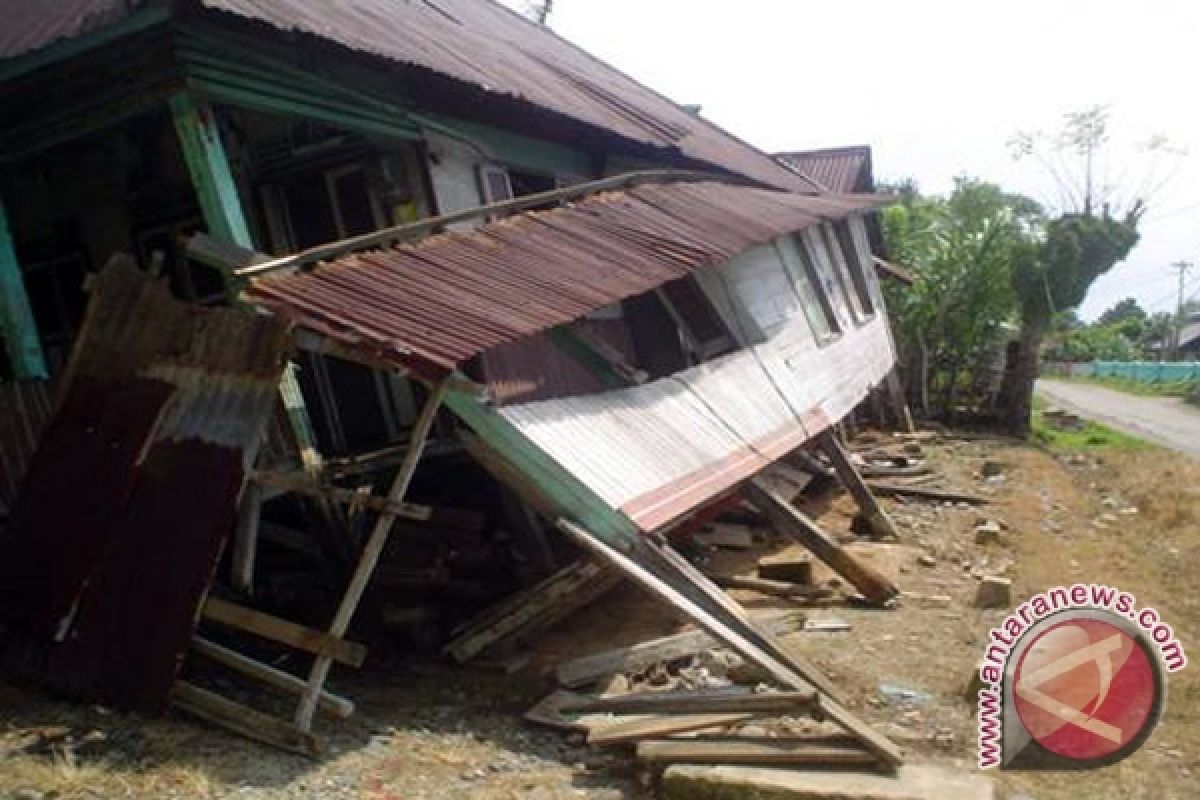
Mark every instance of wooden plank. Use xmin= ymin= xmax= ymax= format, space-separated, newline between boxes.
xmin=444 ymin=559 xmax=620 ymax=662
xmin=816 ymin=430 xmax=899 ymax=539
xmin=746 ymin=480 xmax=898 ymax=607
xmin=184 ymin=231 xmax=270 ymax=274
xmin=190 ymin=637 xmax=354 ymax=718
xmin=0 ymin=198 xmax=48 ymax=378
xmin=866 ymin=482 xmax=989 ymax=505
xmin=709 ymin=574 xmax=832 ymax=600
xmin=170 ymin=681 xmax=320 ymax=758
xmin=635 ymin=738 xmax=878 ymax=766
xmin=588 ymin=714 xmax=754 ymax=746
xmin=201 ymin=597 xmax=367 ymax=667
xmin=564 ymin=688 xmax=817 ymax=716
xmin=231 ymin=482 xmax=263 ymax=594
xmin=555 ymin=610 xmax=806 ymax=688
xmin=294 ymin=378 xmax=448 ymax=730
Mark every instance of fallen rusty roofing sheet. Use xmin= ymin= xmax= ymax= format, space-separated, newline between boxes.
xmin=1 ymin=0 xmax=813 ymax=192
xmin=245 ymin=180 xmax=891 ymax=377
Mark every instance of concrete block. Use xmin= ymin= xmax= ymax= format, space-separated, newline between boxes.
xmin=661 ymin=764 xmax=994 ymax=800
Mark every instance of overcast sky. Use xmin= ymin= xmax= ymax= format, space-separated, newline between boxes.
xmin=515 ymin=0 xmax=1200 ymax=321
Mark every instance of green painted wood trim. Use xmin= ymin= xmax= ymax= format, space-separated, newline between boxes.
xmin=443 ymin=385 xmax=641 ymax=546
xmin=546 ymin=327 xmax=630 ymax=390
xmin=0 ymin=200 xmax=48 ymax=379
xmin=169 ymin=91 xmax=254 ymax=249
xmin=175 ymin=33 xmax=420 ymax=142
xmin=0 ymin=4 xmax=172 ymax=82
xmin=416 ymin=114 xmax=593 ymax=179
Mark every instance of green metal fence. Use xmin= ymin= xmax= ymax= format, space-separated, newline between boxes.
xmin=1090 ymin=361 xmax=1200 ymax=383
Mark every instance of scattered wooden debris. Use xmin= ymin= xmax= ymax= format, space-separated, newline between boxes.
xmin=746 ymin=480 xmax=898 ymax=607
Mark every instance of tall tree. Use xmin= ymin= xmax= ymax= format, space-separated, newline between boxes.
xmin=1000 ymin=108 xmax=1149 ymax=433
xmin=882 ymin=178 xmax=1040 ymax=417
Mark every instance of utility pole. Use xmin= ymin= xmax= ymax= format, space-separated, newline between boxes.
xmin=1170 ymin=260 xmax=1194 ymax=361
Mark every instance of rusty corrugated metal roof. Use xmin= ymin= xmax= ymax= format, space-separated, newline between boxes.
xmin=774 ymin=146 xmax=874 ymax=194
xmin=244 ymin=179 xmax=890 ymax=378
xmin=0 ymin=0 xmax=812 ymax=192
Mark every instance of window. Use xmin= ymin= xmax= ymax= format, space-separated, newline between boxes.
xmin=658 ymin=277 xmax=737 ymax=362
xmin=832 ymin=218 xmax=875 ymax=317
xmin=819 ymin=223 xmax=867 ymax=323
xmin=775 ymin=236 xmax=840 ymax=341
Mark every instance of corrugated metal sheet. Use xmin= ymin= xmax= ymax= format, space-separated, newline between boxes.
xmin=0 ymin=379 xmax=53 ymax=518
xmin=0 ymin=260 xmax=290 ymax=712
xmin=246 ymin=179 xmax=890 ymax=378
xmin=0 ymin=0 xmax=811 ymax=192
xmin=774 ymin=146 xmax=873 ymax=194
xmin=503 ymin=308 xmax=894 ymax=531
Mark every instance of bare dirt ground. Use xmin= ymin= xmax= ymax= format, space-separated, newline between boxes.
xmin=1 ymin=430 xmax=1197 ymax=799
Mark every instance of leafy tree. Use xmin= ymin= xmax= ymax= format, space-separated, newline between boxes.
xmin=882 ymin=178 xmax=1040 ymax=416
xmin=1097 ymin=297 xmax=1146 ymax=327
xmin=1000 ymin=108 xmax=1148 ymax=433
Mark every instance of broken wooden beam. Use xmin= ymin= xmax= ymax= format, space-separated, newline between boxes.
xmin=635 ymin=737 xmax=878 ymax=767
xmin=555 ymin=610 xmax=806 ymax=688
xmin=190 ymin=637 xmax=354 ymax=718
xmin=866 ymin=482 xmax=988 ymax=505
xmin=816 ymin=430 xmax=899 ymax=539
xmin=745 ymin=480 xmax=898 ymax=607
xmin=169 ymin=681 xmax=320 ymax=758
xmin=564 ymin=688 xmax=817 ymax=716
xmin=201 ymin=597 xmax=367 ymax=667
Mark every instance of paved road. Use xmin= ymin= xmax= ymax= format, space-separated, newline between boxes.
xmin=1036 ymin=379 xmax=1200 ymax=460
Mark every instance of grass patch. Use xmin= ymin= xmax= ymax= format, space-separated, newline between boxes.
xmin=1031 ymin=410 xmax=1150 ymax=452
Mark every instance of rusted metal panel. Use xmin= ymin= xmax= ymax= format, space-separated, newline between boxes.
xmin=246 ymin=180 xmax=890 ymax=379
xmin=0 ymin=0 xmax=143 ymax=62
xmin=774 ymin=146 xmax=874 ymax=194
xmin=0 ymin=379 xmax=53 ymax=518
xmin=49 ymin=439 xmax=243 ymax=712
xmin=0 ymin=377 xmax=174 ymax=637
xmin=2 ymin=0 xmax=809 ymax=192
xmin=1 ymin=261 xmax=289 ymax=712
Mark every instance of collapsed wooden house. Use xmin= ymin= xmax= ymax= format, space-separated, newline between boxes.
xmin=0 ymin=0 xmax=913 ymax=776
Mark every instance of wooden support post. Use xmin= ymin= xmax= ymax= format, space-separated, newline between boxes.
xmin=815 ymin=429 xmax=899 ymax=539
xmin=169 ymin=92 xmax=253 ymax=249
xmin=0 ymin=198 xmax=47 ymax=379
xmin=294 ymin=378 xmax=450 ymax=730
xmin=886 ymin=368 xmax=916 ymax=433
xmin=231 ymin=482 xmax=263 ymax=594
xmin=745 ymin=479 xmax=898 ymax=606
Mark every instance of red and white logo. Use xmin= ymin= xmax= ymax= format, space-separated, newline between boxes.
xmin=1012 ymin=617 xmax=1159 ymax=764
